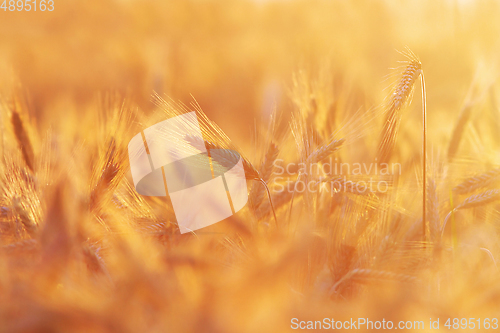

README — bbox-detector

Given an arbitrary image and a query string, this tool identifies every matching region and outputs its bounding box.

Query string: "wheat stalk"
[427,178,440,243]
[421,71,428,243]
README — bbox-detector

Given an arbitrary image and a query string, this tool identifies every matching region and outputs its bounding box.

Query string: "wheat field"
[1,0,500,332]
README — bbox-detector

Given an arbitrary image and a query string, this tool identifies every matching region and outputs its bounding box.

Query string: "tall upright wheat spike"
[378,49,426,240]
[377,54,422,164]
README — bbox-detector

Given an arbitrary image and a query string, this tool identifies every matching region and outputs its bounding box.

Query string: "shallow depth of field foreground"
[1,0,500,332]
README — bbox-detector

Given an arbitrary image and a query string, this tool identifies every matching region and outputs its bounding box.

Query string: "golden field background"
[1,0,500,332]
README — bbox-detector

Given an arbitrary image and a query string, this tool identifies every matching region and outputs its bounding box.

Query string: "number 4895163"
[444,318,499,330]
[1,0,54,11]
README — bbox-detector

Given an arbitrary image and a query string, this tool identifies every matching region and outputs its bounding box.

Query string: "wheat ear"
[306,138,345,164]
[285,137,345,221]
[453,167,500,195]
[11,105,35,172]
[453,189,500,210]
[90,138,127,212]
[377,59,422,164]
[249,142,279,209]
[441,189,500,238]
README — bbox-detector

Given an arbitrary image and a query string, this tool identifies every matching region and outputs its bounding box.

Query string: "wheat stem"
[421,70,427,243]
[427,178,439,243]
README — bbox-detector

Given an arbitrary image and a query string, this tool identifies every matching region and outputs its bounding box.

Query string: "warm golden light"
[1,0,500,331]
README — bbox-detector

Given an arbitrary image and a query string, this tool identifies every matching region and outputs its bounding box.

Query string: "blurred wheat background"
[1,0,500,332]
